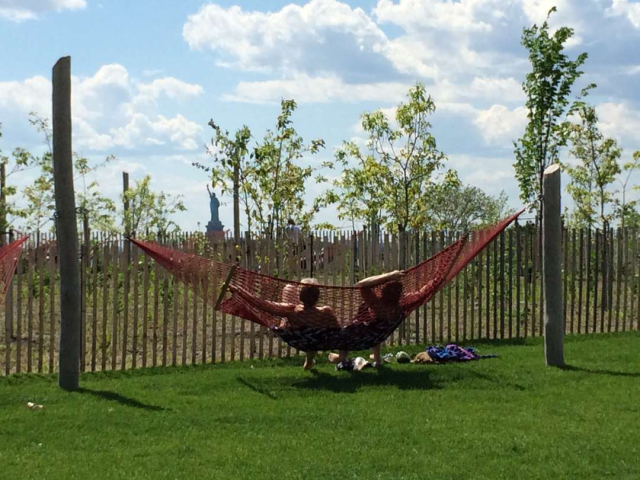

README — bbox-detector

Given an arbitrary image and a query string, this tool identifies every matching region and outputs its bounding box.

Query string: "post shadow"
[76,388,168,411]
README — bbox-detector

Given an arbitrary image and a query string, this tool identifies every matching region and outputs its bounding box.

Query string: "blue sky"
[1,0,640,231]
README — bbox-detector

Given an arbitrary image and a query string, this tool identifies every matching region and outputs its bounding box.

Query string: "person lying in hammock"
[229,278,337,370]
[329,269,437,369]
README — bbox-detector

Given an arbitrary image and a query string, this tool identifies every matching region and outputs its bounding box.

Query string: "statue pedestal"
[206,220,225,242]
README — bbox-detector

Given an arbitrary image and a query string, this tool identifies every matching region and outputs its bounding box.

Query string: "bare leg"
[328,350,350,364]
[303,351,317,370]
[371,344,382,367]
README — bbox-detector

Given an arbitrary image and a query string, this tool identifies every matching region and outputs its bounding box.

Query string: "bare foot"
[303,359,316,370]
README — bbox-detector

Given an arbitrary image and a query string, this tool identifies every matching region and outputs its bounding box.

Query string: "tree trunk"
[542,164,564,367]
[53,56,81,390]
[398,225,407,270]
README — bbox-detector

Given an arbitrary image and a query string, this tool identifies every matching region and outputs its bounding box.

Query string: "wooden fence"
[2,224,639,376]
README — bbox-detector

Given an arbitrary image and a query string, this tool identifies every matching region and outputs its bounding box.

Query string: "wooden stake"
[53,57,81,390]
[542,164,564,367]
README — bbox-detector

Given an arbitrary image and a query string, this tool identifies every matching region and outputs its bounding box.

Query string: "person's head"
[282,284,298,303]
[288,218,295,226]
[381,281,403,305]
[299,277,320,307]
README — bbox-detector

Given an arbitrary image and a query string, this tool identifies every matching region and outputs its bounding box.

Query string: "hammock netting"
[130,210,523,351]
[0,236,28,300]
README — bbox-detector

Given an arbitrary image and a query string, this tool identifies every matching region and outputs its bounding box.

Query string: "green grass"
[1,333,639,480]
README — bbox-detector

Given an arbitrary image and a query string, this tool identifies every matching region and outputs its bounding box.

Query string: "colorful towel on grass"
[424,344,498,363]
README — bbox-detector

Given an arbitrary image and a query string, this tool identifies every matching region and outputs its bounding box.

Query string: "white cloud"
[183,0,390,77]
[374,0,494,33]
[223,72,409,104]
[0,0,85,21]
[607,0,640,28]
[597,102,640,146]
[473,104,528,146]
[0,64,204,152]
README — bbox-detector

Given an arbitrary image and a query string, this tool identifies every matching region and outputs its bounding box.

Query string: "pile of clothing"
[333,345,497,371]
[413,344,498,364]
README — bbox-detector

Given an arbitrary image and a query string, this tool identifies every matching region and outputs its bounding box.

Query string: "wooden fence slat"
[111,240,119,371]
[485,233,491,339]
[162,249,170,368]
[101,241,109,371]
[531,228,537,337]
[570,229,577,335]
[26,246,34,373]
[142,250,150,368]
[37,239,45,373]
[477,240,483,340]
[594,229,600,333]
[499,231,505,339]
[508,228,513,339]
[578,229,584,335]
[633,229,638,331]
[515,223,521,339]
[152,254,160,367]
[16,249,23,374]
[49,241,57,373]
[585,229,592,334]
[622,228,629,332]
[615,228,623,332]
[562,227,568,333]
[122,241,131,370]
[132,243,139,369]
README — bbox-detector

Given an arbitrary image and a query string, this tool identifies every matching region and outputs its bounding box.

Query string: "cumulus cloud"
[473,104,528,146]
[607,0,640,28]
[0,64,204,152]
[183,0,392,81]
[224,72,409,104]
[0,0,85,21]
[597,102,640,147]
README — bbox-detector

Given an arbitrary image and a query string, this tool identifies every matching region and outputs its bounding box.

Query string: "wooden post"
[543,164,564,367]
[53,56,81,390]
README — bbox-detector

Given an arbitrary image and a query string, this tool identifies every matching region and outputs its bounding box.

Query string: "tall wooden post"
[543,164,564,367]
[53,56,81,390]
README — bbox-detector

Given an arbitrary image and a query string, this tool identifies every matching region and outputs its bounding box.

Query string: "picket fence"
[1,224,639,376]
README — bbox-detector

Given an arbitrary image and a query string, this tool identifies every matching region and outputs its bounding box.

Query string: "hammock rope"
[129,209,523,351]
[0,236,28,300]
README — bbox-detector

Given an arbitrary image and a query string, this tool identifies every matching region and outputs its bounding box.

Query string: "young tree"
[325,83,454,267]
[0,124,34,237]
[196,99,328,238]
[562,104,621,229]
[616,151,640,229]
[425,183,512,232]
[514,7,593,218]
[123,175,186,238]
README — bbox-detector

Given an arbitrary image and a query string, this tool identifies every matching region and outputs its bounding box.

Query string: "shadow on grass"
[76,388,168,411]
[237,377,278,400]
[559,365,640,378]
[288,368,442,393]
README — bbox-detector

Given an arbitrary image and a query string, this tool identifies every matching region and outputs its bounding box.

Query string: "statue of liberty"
[206,183,224,232]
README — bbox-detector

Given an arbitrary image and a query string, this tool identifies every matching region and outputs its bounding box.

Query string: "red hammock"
[0,236,28,300]
[130,210,523,351]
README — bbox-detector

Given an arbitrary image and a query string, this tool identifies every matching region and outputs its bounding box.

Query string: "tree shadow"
[76,388,168,411]
[559,365,640,378]
[236,377,278,400]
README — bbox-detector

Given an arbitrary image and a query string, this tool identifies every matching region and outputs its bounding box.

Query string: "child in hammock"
[229,278,337,370]
[329,270,436,369]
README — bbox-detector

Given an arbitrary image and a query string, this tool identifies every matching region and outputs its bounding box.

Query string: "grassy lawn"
[1,333,639,480]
